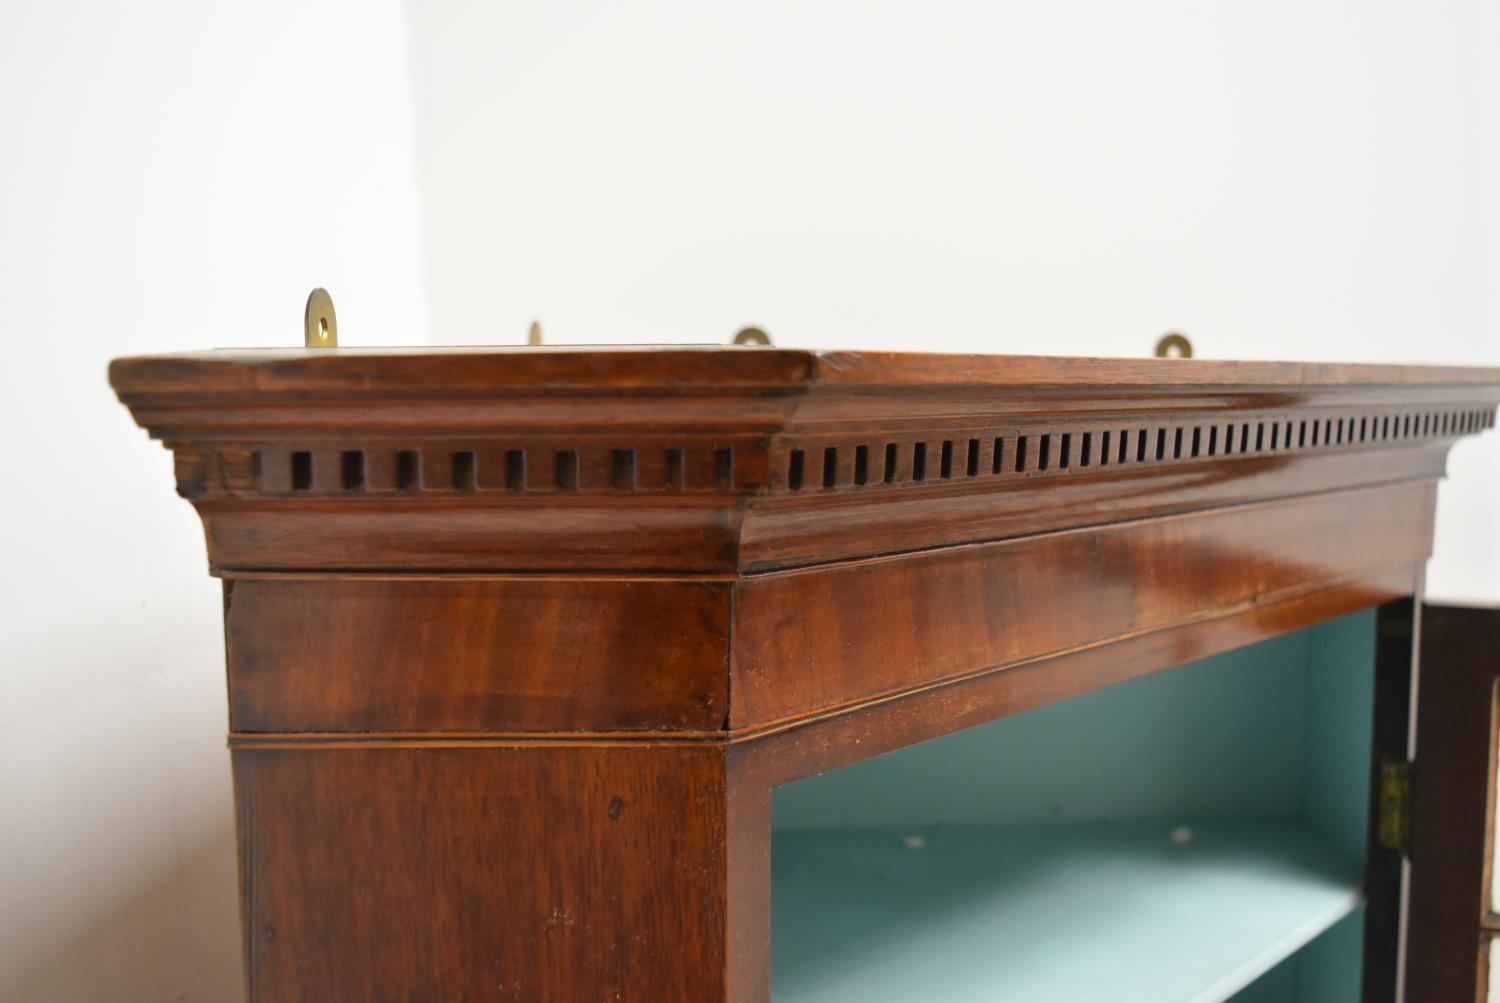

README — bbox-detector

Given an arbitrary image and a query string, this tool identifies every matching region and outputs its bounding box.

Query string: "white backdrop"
[1,1,1495,999]
[0,1,427,999]
[407,0,1499,600]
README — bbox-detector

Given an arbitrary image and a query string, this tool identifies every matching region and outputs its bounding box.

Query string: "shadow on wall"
[2,827,242,1003]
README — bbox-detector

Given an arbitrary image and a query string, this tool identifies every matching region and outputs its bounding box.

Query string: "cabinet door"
[1407,604,1500,1002]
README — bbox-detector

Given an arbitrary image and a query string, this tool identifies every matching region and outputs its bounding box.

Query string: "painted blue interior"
[770,608,1376,1002]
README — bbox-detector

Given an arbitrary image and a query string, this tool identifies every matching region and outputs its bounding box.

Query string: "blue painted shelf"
[772,821,1362,1002]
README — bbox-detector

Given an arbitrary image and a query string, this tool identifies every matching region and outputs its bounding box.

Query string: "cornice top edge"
[809,351,1500,390]
[109,348,1500,402]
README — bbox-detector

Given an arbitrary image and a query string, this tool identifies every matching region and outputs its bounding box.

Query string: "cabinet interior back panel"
[775,611,1375,830]
[770,609,1377,1003]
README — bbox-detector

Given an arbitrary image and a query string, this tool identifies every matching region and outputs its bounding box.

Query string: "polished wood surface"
[732,569,1417,791]
[110,348,1500,1001]
[111,348,1499,573]
[1406,604,1500,1002]
[234,744,743,1001]
[225,576,730,733]
[732,483,1434,730]
[107,346,1500,394]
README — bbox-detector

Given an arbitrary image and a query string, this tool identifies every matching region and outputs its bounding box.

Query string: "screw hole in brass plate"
[1155,332,1193,359]
[733,327,772,346]
[304,288,338,348]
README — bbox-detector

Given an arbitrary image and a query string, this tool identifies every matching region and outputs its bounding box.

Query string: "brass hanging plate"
[733,327,772,346]
[1155,332,1192,358]
[304,288,338,348]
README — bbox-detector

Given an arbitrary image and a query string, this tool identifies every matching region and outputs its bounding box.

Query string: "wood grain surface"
[732,482,1435,729]
[1405,604,1500,1002]
[108,347,1500,1001]
[235,744,748,1002]
[226,576,730,733]
[112,348,1500,574]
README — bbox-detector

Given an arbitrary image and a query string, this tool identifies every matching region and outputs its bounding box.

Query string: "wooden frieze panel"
[225,576,731,735]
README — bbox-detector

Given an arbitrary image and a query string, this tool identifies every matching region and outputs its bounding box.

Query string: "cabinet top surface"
[110,347,1500,396]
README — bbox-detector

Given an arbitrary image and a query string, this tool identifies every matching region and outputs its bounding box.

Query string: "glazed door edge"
[1405,603,1500,1003]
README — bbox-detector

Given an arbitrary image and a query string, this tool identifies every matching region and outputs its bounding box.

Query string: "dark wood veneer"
[732,482,1434,729]
[225,576,730,733]
[111,348,1500,1001]
[115,349,1496,575]
[1406,604,1500,1002]
[235,744,739,1002]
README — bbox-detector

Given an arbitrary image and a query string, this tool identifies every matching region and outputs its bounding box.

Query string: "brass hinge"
[1377,755,1412,855]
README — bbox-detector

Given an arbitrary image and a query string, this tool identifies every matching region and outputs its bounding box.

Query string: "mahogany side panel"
[725,751,774,1003]
[225,577,730,734]
[731,482,1436,729]
[235,744,742,1002]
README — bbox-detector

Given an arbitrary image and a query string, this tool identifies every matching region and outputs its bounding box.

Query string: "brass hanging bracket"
[304,288,338,348]
[1155,332,1192,358]
[733,327,772,346]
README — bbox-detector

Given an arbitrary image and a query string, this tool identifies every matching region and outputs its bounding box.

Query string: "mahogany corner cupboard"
[110,347,1500,1002]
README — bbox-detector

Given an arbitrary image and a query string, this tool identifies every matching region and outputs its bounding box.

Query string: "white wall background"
[0,1,1495,999]
[0,1,428,999]
[408,0,1499,600]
